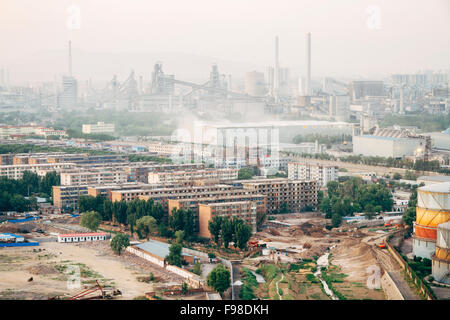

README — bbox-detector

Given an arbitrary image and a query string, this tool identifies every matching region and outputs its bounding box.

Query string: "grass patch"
[239,268,258,300]
[256,264,281,281]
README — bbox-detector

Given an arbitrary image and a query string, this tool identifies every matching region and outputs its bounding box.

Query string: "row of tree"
[319,178,394,227]
[283,150,448,175]
[208,216,252,250]
[0,171,60,212]
[79,195,202,243]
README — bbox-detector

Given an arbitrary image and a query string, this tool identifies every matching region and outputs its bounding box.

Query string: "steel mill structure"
[413,182,450,267]
[432,221,450,284]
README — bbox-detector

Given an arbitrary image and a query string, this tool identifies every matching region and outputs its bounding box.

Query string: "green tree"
[208,216,223,245]
[393,173,402,180]
[192,262,202,276]
[175,230,185,245]
[221,219,234,249]
[110,234,130,256]
[135,215,158,239]
[331,213,342,228]
[235,222,252,250]
[181,282,188,295]
[166,243,183,267]
[403,207,416,227]
[207,264,231,296]
[238,167,253,180]
[80,211,101,231]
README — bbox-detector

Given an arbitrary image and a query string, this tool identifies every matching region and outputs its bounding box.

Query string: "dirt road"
[0,242,156,300]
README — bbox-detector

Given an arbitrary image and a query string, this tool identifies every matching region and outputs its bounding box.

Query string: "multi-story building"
[288,162,338,188]
[0,163,76,179]
[148,168,238,184]
[60,169,128,186]
[198,201,258,239]
[58,75,77,109]
[82,122,115,135]
[329,95,350,122]
[52,185,89,209]
[240,178,318,214]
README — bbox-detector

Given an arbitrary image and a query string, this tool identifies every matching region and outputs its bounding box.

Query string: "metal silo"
[432,221,450,284]
[413,182,450,259]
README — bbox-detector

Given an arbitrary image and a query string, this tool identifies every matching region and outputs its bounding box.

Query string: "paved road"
[373,247,420,300]
[388,271,419,300]
[232,262,242,300]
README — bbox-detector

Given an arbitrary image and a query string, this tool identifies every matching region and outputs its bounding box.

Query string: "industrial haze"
[0,0,450,305]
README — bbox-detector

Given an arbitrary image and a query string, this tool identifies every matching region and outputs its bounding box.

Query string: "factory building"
[349,81,384,100]
[245,71,266,96]
[329,95,350,122]
[353,127,425,158]
[413,182,450,260]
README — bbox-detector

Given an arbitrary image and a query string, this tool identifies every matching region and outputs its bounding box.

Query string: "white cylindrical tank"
[417,182,450,211]
[414,182,450,259]
[432,221,450,284]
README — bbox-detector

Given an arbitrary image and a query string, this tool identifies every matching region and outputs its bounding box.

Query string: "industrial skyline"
[1,0,449,83]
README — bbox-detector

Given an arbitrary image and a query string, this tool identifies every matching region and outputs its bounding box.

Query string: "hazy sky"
[1,0,449,82]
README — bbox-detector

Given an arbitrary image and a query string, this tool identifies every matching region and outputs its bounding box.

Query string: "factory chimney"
[68,41,72,76]
[306,32,311,96]
[274,36,279,99]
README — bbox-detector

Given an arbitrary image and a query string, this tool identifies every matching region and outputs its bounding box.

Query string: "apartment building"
[82,122,115,134]
[240,178,318,214]
[168,194,266,215]
[0,163,76,179]
[60,169,128,186]
[198,201,258,239]
[113,184,235,203]
[148,168,238,184]
[0,125,67,139]
[47,154,128,164]
[52,185,89,209]
[288,162,338,188]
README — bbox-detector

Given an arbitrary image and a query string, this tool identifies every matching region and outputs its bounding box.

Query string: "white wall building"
[58,232,107,243]
[82,122,115,135]
[353,135,424,158]
[288,162,338,187]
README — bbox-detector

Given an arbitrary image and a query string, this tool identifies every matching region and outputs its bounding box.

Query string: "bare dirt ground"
[331,239,380,283]
[0,241,165,300]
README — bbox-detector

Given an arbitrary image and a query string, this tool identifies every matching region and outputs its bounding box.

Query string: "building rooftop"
[418,175,450,183]
[136,239,191,259]
[419,182,450,193]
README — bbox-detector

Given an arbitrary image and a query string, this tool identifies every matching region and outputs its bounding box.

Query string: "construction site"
[0,207,437,301]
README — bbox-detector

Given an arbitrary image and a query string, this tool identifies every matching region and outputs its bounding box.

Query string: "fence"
[0,242,39,247]
[386,234,436,300]
[126,245,204,289]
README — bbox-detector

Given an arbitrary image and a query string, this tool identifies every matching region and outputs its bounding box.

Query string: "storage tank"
[432,221,450,284]
[413,182,450,259]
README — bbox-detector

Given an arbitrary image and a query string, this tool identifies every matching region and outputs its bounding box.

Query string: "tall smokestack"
[68,41,72,76]
[306,32,311,96]
[274,36,279,98]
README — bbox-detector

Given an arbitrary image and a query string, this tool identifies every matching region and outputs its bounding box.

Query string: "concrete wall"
[126,245,204,288]
[381,272,404,300]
